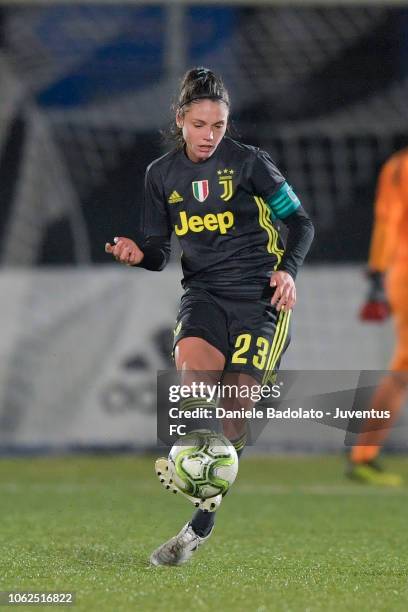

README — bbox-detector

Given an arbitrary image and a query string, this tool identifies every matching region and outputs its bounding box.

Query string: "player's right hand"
[105,236,144,266]
[359,300,390,322]
[359,270,390,322]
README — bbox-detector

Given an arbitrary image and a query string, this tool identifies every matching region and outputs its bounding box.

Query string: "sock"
[350,444,381,464]
[179,395,216,429]
[231,431,247,456]
[190,432,247,537]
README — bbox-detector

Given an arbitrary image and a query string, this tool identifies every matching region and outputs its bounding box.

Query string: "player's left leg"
[346,371,408,486]
[188,379,251,541]
[189,300,292,543]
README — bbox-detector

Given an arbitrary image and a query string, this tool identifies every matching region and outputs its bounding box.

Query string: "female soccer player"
[105,67,314,565]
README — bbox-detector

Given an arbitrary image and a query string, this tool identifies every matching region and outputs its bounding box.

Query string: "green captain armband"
[266,182,301,220]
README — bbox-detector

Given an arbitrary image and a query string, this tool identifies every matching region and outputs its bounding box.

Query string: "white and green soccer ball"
[169,429,239,499]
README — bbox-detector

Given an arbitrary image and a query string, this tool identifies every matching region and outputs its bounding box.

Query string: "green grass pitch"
[0,454,408,612]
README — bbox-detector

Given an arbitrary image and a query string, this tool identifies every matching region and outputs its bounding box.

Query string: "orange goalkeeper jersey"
[369,148,408,271]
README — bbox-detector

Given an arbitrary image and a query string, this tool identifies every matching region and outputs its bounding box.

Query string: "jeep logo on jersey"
[192,180,209,202]
[174,210,234,236]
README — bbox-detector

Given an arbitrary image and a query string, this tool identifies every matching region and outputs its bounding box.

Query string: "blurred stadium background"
[0,0,407,454]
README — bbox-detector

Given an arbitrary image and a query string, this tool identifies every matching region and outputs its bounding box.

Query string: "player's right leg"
[150,291,228,566]
[149,522,214,567]
[150,337,225,567]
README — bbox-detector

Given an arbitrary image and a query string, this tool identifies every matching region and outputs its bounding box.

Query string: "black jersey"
[140,137,292,297]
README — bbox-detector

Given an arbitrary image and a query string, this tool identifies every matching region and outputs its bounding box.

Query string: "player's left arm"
[267,183,314,310]
[248,152,314,310]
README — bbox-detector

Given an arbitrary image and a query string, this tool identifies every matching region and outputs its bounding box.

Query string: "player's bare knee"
[175,337,225,372]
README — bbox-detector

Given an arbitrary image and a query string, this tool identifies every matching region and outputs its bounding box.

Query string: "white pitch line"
[235,484,408,495]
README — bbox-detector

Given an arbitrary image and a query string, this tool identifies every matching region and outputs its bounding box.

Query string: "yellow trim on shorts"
[262,309,291,384]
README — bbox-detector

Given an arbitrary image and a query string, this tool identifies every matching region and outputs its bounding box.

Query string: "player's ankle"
[190,512,215,538]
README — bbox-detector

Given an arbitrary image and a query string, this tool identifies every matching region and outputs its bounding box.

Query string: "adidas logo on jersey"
[174,210,234,236]
[168,191,184,204]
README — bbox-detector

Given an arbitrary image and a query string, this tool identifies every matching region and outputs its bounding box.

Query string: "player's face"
[177,100,229,163]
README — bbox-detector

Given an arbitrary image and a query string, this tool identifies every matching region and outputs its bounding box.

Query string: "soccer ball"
[169,429,239,499]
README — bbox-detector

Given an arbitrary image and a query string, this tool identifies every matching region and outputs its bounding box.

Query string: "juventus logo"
[217,169,234,202]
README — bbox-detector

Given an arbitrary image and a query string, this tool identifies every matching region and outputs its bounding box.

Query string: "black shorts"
[172,287,291,384]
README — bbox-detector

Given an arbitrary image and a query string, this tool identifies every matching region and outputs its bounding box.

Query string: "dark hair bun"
[178,67,230,110]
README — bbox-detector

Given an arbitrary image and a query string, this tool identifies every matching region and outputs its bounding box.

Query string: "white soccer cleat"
[149,522,213,566]
[154,458,222,512]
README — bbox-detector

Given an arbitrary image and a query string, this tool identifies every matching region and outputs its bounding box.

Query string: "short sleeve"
[141,164,172,239]
[249,150,286,200]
